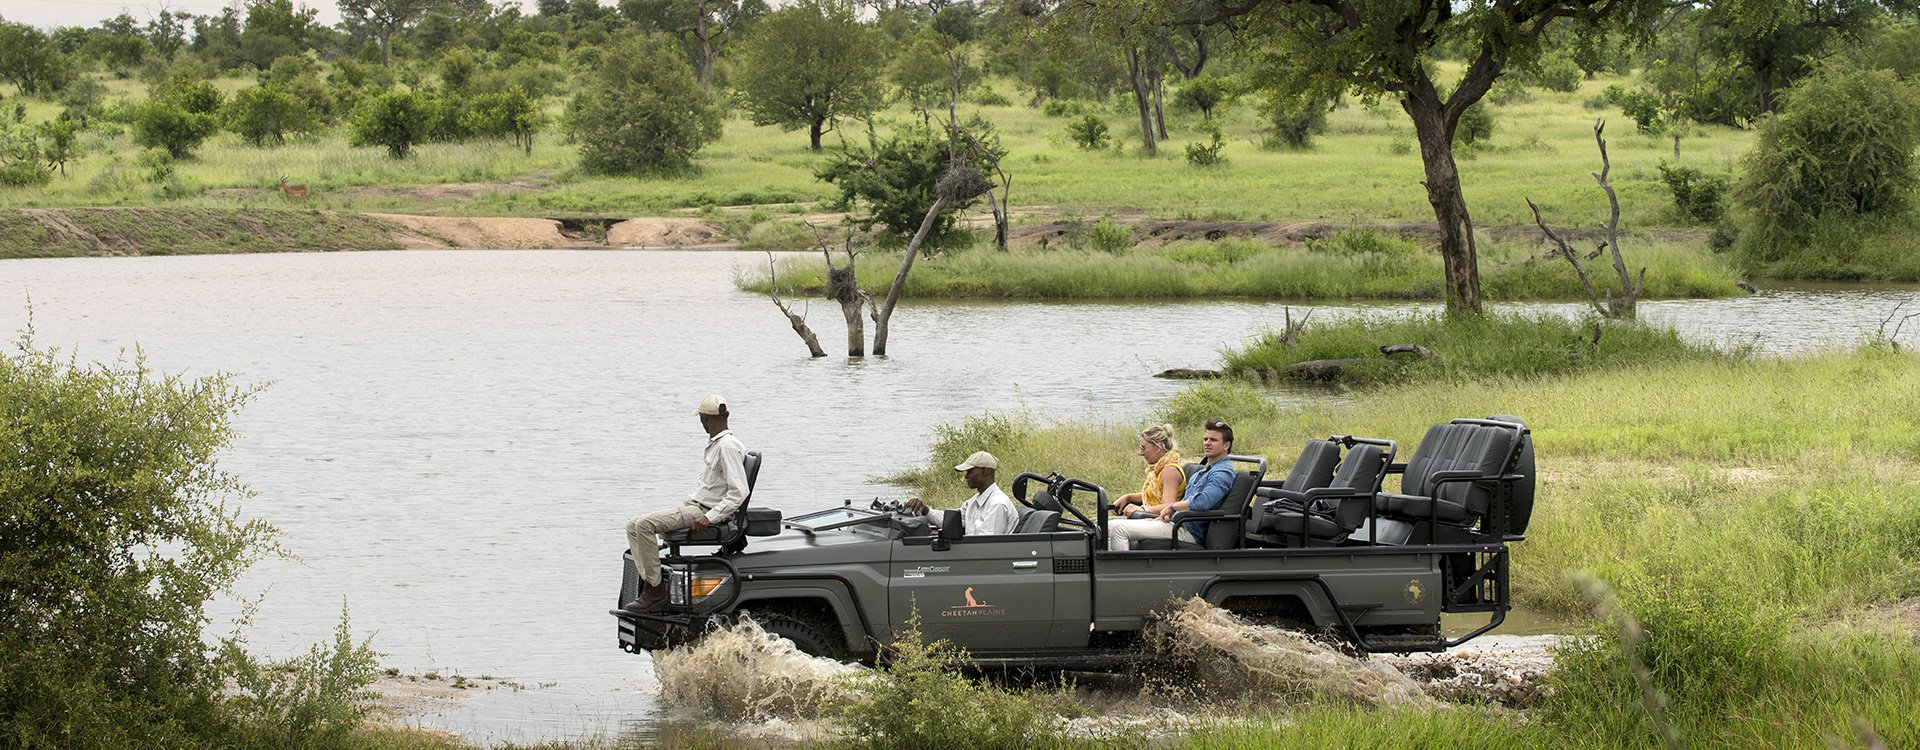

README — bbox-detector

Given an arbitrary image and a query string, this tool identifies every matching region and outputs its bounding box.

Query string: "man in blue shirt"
[1106,421,1237,550]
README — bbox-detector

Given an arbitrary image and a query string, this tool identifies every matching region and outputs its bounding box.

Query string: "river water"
[3,250,1914,745]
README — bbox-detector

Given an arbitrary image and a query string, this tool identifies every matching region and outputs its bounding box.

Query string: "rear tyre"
[746,611,849,662]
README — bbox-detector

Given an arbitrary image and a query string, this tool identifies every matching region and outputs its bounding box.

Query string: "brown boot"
[621,581,670,614]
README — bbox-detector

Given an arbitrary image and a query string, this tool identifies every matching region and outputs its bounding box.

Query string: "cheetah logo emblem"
[962,587,991,608]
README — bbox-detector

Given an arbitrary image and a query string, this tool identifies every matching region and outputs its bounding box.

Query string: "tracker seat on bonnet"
[1369,417,1534,545]
[662,451,764,555]
[1130,455,1267,551]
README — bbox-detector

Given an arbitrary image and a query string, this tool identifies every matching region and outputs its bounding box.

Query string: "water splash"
[652,618,862,721]
[1143,597,1436,708]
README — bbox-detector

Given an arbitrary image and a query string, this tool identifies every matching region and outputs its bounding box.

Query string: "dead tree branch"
[1527,197,1608,318]
[765,252,826,358]
[1591,119,1643,319]
[1379,343,1436,359]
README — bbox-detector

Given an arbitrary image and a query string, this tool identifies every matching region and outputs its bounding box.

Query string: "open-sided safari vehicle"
[612,416,1536,665]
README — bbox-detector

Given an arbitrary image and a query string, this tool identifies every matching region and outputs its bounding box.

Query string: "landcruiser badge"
[941,587,1005,618]
[1404,579,1425,604]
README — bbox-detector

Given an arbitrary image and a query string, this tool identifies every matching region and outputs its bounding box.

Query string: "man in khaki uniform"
[622,394,749,614]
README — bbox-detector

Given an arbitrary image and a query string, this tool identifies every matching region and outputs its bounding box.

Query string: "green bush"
[224,85,318,146]
[1175,75,1229,121]
[1260,94,1328,150]
[838,617,1058,750]
[131,99,219,158]
[0,119,51,187]
[1735,62,1920,260]
[220,609,381,750]
[572,36,722,175]
[1656,162,1729,224]
[1616,89,1663,133]
[816,121,1003,247]
[1185,121,1227,167]
[1453,102,1494,146]
[0,339,271,748]
[348,90,433,159]
[968,87,1012,106]
[1528,52,1584,93]
[1085,217,1132,253]
[1041,99,1086,118]
[457,86,543,154]
[1065,114,1109,149]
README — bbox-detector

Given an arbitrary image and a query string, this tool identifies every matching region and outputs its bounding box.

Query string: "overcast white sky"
[0,0,617,30]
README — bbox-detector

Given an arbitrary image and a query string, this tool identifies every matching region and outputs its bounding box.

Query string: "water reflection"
[2,251,1913,745]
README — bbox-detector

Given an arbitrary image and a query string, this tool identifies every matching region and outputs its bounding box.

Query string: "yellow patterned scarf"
[1141,450,1185,506]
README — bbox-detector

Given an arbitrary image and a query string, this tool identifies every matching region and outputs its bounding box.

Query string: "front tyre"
[745,611,850,662]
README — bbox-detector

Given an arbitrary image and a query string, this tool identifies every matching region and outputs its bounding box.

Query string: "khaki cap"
[954,451,998,471]
[695,394,728,416]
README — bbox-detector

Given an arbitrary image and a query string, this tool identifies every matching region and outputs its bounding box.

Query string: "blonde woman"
[1108,423,1185,519]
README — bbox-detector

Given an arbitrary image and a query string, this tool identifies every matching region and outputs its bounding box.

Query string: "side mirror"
[932,510,965,551]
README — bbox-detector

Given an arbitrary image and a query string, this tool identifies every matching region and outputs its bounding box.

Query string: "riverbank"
[896,346,1920,747]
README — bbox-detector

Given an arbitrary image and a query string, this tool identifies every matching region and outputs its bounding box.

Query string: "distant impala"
[279,177,310,208]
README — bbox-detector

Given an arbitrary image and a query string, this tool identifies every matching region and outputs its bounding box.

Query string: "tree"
[1173,74,1227,121]
[1735,62,1920,255]
[147,10,189,61]
[817,122,1000,246]
[0,119,51,187]
[458,86,545,154]
[1221,0,1668,316]
[58,77,108,129]
[339,0,432,65]
[619,0,769,89]
[349,90,433,158]
[0,23,73,96]
[0,341,271,748]
[38,119,79,176]
[133,83,223,159]
[733,0,888,150]
[571,36,723,174]
[225,85,318,146]
[240,0,319,69]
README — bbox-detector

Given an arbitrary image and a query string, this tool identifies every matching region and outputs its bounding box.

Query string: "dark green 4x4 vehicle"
[612,416,1536,665]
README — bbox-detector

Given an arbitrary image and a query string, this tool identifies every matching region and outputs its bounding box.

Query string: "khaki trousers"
[626,503,708,588]
[1106,518,1198,551]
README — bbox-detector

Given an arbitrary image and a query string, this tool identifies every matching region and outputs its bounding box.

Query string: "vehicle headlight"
[668,568,730,606]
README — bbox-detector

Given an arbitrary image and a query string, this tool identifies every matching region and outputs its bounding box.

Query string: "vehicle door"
[888,532,1055,652]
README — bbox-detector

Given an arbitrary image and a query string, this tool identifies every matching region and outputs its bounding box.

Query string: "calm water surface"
[3,251,1914,745]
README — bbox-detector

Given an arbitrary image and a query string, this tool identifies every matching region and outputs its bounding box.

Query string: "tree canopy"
[733,0,888,150]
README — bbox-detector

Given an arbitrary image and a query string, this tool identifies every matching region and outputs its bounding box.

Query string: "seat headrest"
[1332,444,1387,491]
[1284,440,1340,491]
[1028,489,1063,513]
[1015,509,1060,534]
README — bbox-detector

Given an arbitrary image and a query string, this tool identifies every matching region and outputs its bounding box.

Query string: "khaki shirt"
[689,430,749,524]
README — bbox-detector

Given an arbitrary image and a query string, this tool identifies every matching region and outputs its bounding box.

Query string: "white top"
[958,484,1019,536]
[688,430,750,524]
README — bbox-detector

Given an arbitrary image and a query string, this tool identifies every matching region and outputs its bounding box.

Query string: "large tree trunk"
[1125,47,1156,156]
[809,119,824,151]
[873,194,950,356]
[1403,92,1483,317]
[826,249,866,357]
[1151,67,1168,141]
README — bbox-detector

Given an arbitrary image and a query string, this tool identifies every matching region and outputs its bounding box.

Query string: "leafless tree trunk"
[821,234,867,357]
[763,253,826,357]
[872,195,949,356]
[1525,119,1644,320]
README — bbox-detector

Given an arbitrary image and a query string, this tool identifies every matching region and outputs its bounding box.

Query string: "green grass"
[1222,312,1740,385]
[2,69,1750,233]
[741,234,1743,302]
[0,208,404,258]
[893,346,1920,747]
[1177,707,1549,749]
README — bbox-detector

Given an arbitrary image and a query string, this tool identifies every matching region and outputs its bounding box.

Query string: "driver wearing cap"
[622,394,750,614]
[905,451,1019,536]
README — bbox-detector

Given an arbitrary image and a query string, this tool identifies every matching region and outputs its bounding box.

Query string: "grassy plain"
[1,69,1746,231]
[896,346,1920,748]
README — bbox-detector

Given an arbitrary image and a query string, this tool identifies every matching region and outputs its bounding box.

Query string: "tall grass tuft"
[1222,312,1736,385]
[837,615,1061,750]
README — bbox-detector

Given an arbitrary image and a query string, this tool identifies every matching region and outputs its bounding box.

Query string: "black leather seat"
[1014,509,1061,533]
[1370,418,1532,544]
[1247,440,1340,536]
[662,451,762,554]
[1253,443,1391,547]
[1132,455,1266,551]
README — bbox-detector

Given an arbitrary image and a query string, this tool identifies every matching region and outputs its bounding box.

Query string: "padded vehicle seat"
[1014,509,1061,533]
[1254,443,1389,546]
[1371,417,1532,544]
[1248,440,1340,534]
[662,451,762,548]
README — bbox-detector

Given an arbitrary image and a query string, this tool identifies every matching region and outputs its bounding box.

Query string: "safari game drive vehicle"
[611,416,1537,665]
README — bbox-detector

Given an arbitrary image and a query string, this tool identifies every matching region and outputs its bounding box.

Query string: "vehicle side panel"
[1088,549,1442,631]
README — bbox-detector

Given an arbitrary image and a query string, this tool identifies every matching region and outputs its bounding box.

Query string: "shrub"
[0,340,272,748]
[1454,102,1494,146]
[457,86,543,154]
[136,146,174,183]
[1616,89,1664,133]
[1488,78,1535,106]
[1260,93,1327,150]
[1086,217,1132,253]
[1174,75,1229,121]
[1041,99,1085,117]
[837,617,1057,750]
[1066,114,1109,149]
[0,119,50,187]
[1656,162,1729,224]
[968,87,1012,106]
[348,90,433,159]
[1735,61,1920,254]
[573,36,722,175]
[224,85,318,146]
[1185,121,1226,167]
[1529,51,1583,93]
[131,99,219,158]
[816,120,1004,247]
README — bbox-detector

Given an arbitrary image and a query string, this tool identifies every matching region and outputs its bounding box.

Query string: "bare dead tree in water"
[818,229,869,357]
[873,164,993,356]
[1526,119,1645,320]
[764,252,826,358]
